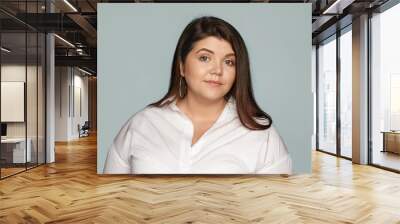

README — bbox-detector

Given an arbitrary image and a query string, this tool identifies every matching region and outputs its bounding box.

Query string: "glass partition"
[0,1,46,179]
[27,31,38,169]
[38,32,45,165]
[1,31,28,177]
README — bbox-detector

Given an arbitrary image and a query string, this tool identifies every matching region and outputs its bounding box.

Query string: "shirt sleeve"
[255,125,293,175]
[103,119,135,174]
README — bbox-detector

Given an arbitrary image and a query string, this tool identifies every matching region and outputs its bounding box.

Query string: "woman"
[103,16,292,174]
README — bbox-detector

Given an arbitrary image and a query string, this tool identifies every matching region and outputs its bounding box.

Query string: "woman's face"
[180,36,236,102]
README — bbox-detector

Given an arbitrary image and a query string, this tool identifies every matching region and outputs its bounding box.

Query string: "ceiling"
[0,0,392,75]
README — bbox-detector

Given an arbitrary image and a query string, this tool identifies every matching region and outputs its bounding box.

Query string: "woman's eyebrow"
[195,48,214,54]
[195,48,235,57]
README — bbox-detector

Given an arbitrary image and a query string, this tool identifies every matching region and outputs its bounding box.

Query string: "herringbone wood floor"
[0,133,400,224]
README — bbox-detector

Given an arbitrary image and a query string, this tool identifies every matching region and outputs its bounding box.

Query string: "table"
[381,131,400,154]
[1,138,32,163]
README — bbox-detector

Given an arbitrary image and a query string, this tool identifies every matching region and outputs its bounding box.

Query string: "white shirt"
[103,97,292,174]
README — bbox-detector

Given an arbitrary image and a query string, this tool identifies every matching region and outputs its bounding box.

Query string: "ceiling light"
[322,0,355,15]
[63,0,78,12]
[1,47,11,53]
[54,34,75,48]
[323,0,343,14]
[78,67,93,76]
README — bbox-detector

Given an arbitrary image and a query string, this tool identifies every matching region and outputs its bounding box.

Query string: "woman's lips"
[204,80,223,86]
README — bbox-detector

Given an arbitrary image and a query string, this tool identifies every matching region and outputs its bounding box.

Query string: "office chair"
[79,121,90,138]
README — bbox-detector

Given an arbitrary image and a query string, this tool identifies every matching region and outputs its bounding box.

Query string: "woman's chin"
[188,88,228,102]
[198,93,227,102]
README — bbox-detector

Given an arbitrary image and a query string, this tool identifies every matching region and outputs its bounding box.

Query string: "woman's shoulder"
[124,103,169,126]
[121,106,152,130]
[264,125,282,139]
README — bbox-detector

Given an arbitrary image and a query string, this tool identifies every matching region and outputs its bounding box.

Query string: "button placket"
[190,138,202,156]
[180,119,193,173]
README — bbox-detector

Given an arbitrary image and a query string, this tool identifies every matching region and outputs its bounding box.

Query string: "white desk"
[1,138,32,163]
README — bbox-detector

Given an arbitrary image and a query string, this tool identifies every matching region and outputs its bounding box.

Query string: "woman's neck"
[177,93,227,122]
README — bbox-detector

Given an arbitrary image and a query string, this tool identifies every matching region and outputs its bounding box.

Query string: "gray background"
[98,3,312,174]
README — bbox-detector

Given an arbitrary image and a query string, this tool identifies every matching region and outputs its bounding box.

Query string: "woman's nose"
[210,61,223,76]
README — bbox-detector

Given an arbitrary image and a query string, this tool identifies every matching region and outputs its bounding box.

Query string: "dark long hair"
[149,16,272,130]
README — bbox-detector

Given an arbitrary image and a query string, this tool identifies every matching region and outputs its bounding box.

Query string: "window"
[339,28,352,158]
[371,2,400,171]
[318,35,337,154]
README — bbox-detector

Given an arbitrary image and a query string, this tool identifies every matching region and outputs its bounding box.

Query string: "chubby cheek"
[184,71,205,88]
[183,61,207,82]
[224,71,236,90]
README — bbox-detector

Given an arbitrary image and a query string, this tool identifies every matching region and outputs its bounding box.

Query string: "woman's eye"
[199,55,210,62]
[225,59,235,66]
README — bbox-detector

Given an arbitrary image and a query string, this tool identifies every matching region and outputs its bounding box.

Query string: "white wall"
[55,67,89,141]
[71,72,89,138]
[55,66,69,141]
